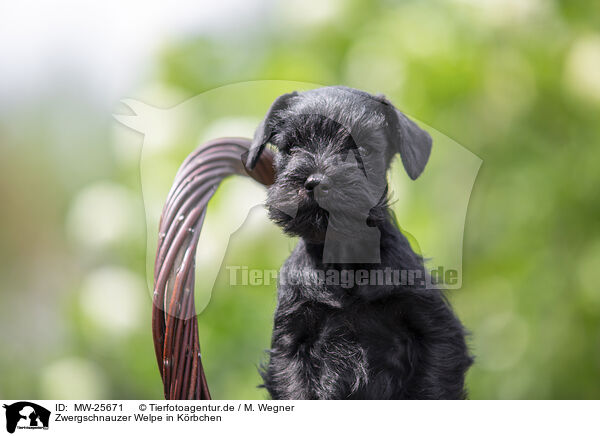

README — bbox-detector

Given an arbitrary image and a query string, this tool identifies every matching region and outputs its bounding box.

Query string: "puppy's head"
[245,86,432,242]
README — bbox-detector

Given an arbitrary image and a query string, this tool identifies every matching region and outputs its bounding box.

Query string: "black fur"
[253,86,472,399]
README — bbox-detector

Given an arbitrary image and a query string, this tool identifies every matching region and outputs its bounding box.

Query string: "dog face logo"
[115,80,481,317]
[2,402,50,433]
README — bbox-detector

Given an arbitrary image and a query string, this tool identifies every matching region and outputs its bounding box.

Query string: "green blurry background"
[1,0,599,400]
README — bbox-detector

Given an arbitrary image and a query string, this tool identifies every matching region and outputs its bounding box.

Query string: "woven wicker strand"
[152,137,274,400]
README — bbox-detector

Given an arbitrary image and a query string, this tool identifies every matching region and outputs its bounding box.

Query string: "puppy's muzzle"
[304,173,330,193]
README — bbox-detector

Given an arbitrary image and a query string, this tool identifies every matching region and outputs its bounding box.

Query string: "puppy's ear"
[245,91,298,170]
[380,97,432,180]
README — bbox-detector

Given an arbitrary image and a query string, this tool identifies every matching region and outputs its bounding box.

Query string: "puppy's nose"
[304,173,329,191]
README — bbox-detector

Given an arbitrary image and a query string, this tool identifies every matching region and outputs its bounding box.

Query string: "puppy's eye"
[282,144,300,155]
[272,143,289,154]
[358,145,371,157]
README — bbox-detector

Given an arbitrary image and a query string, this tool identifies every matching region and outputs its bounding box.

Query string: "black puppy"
[245,86,472,399]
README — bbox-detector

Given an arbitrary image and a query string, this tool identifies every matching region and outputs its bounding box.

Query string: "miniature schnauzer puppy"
[245,86,472,399]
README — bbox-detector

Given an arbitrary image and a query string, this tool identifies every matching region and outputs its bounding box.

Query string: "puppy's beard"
[266,188,329,242]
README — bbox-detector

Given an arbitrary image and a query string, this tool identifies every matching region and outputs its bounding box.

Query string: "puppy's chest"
[279,301,404,364]
[281,305,366,376]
